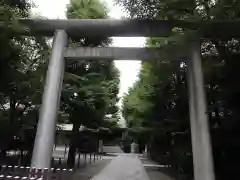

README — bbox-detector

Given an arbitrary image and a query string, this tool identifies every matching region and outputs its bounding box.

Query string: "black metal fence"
[0,151,103,179]
[51,152,102,169]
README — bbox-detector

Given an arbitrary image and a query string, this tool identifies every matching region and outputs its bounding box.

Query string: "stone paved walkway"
[91,154,150,180]
[72,153,174,180]
[73,159,112,180]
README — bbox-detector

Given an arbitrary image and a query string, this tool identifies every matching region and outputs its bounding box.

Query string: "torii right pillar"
[187,41,215,180]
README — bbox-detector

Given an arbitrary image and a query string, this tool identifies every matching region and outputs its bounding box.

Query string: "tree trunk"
[10,99,16,122]
[67,122,80,168]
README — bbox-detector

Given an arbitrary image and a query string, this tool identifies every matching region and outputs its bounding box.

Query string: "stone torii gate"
[2,19,236,180]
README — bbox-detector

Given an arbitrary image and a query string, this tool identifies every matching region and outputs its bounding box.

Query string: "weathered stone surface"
[1,19,240,38]
[0,19,172,37]
[65,47,189,61]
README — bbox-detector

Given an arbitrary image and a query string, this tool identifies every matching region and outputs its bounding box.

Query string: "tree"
[66,0,110,46]
[63,60,120,167]
[118,0,240,179]
[0,0,50,164]
[63,0,120,167]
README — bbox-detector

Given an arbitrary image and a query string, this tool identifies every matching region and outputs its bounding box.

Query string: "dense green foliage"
[0,0,49,164]
[118,0,240,179]
[67,0,110,46]
[64,0,120,167]
[0,0,120,167]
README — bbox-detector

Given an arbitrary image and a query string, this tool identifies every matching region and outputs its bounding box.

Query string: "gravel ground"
[72,159,112,180]
[140,156,175,180]
[145,168,174,180]
[71,154,174,180]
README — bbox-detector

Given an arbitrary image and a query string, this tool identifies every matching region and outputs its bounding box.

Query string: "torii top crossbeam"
[1,19,240,38]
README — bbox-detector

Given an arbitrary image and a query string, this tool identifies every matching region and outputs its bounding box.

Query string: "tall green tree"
[118,0,240,179]
[63,0,120,167]
[67,0,110,46]
[0,0,49,163]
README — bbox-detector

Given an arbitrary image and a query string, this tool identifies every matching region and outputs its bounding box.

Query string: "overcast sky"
[31,0,145,126]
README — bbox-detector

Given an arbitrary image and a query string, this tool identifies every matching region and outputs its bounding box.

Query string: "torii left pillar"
[31,30,68,169]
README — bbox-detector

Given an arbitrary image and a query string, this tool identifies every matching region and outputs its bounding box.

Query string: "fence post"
[77,153,81,168]
[84,153,87,166]
[90,153,92,164]
[64,145,67,160]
